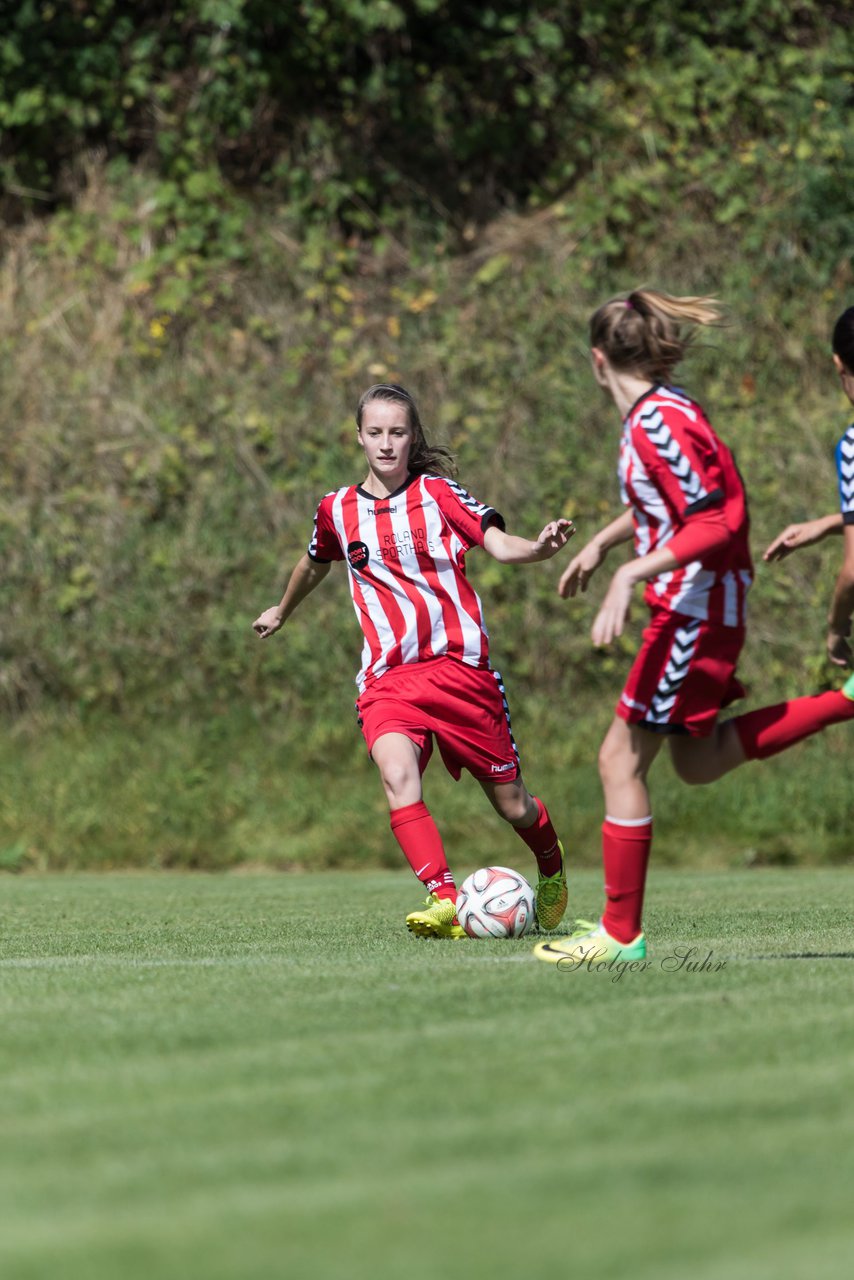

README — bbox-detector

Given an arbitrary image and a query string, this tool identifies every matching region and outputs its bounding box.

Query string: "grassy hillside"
[1,9,852,869]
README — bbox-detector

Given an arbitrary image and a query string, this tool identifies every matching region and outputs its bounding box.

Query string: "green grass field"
[2,869,853,1280]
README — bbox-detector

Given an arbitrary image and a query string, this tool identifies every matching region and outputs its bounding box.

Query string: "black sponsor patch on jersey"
[347,540,370,571]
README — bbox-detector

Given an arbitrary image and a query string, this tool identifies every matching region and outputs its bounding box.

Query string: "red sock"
[514,797,563,877]
[732,690,854,760]
[601,816,653,943]
[390,801,456,900]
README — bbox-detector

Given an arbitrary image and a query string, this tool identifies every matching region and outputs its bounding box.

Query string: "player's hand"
[558,539,606,598]
[827,630,852,668]
[763,520,827,562]
[533,518,575,559]
[591,566,634,647]
[253,607,284,639]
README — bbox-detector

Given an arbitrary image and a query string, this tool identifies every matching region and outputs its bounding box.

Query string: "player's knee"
[598,737,630,788]
[378,759,419,801]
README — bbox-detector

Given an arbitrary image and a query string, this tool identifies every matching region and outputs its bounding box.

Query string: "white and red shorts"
[356,656,520,782]
[617,608,746,738]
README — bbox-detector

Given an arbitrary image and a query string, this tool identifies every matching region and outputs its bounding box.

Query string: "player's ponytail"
[589,288,723,383]
[356,383,457,478]
[832,306,854,373]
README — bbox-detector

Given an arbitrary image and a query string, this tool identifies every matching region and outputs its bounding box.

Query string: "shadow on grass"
[751,952,854,960]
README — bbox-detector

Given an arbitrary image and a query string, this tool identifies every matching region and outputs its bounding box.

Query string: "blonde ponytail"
[589,288,723,382]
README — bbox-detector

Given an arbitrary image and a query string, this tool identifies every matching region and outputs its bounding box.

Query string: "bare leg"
[477,775,538,827]
[370,732,423,810]
[598,717,664,819]
[668,720,746,785]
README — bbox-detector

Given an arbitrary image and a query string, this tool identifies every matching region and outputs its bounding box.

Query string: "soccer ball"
[456,866,535,939]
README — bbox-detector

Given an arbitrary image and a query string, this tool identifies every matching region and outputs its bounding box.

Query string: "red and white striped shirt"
[308,474,504,691]
[619,386,753,626]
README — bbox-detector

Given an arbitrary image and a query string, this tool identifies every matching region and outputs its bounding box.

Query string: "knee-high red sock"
[513,797,563,877]
[601,816,653,943]
[390,801,456,901]
[732,690,854,760]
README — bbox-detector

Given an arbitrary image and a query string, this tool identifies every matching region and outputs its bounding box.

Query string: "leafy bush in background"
[2,3,851,243]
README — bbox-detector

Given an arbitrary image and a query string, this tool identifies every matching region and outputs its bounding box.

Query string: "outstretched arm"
[253,554,332,639]
[483,518,574,565]
[826,526,854,667]
[763,513,843,562]
[558,510,634,599]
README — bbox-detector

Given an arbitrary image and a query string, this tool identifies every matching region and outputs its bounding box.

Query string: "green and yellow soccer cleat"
[532,919,646,965]
[534,843,568,932]
[843,670,854,702]
[406,893,466,939]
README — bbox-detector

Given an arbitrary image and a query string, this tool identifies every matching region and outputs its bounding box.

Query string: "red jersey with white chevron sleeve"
[619,385,753,626]
[307,474,504,692]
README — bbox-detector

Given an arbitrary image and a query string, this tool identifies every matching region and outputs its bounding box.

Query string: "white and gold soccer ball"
[456,866,535,939]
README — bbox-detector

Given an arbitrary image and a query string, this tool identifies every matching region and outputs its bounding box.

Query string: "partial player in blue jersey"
[764,305,854,667]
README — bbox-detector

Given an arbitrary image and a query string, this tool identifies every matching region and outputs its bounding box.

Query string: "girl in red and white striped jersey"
[254,383,575,938]
[534,289,854,967]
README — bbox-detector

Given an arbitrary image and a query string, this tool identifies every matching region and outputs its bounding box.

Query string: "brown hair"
[355,383,457,478]
[832,306,854,372]
[589,288,723,383]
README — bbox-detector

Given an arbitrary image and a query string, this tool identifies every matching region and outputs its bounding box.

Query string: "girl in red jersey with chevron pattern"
[254,382,574,938]
[534,289,854,968]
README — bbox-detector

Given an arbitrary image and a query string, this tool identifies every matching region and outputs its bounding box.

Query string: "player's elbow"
[483,530,512,563]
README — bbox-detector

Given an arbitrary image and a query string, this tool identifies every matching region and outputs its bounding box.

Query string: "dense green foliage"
[3,2,851,254]
[6,4,843,210]
[1,5,852,867]
[2,870,854,1278]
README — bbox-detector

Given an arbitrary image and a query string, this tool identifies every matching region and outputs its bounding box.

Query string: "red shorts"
[617,609,746,738]
[356,656,520,782]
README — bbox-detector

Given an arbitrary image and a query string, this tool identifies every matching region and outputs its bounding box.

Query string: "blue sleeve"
[836,425,854,525]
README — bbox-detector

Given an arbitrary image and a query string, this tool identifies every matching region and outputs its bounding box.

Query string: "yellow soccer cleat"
[533,919,647,965]
[534,842,568,932]
[406,893,466,939]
